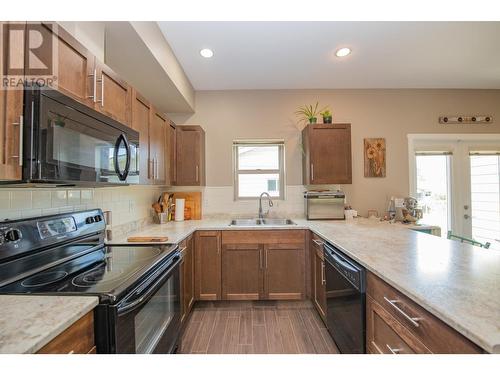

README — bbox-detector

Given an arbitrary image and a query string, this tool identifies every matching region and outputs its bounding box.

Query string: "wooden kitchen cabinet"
[221,243,263,300]
[221,230,306,301]
[168,122,177,184]
[180,235,195,323]
[310,234,327,322]
[33,23,95,107]
[175,125,205,186]
[149,108,167,184]
[0,22,24,181]
[37,311,95,354]
[302,123,352,185]
[264,243,305,300]
[94,61,132,127]
[195,231,221,300]
[366,271,482,354]
[131,90,152,184]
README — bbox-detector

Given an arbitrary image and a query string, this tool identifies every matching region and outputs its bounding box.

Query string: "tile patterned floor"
[179,300,339,354]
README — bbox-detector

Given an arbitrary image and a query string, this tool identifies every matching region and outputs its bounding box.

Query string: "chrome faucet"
[258,192,274,220]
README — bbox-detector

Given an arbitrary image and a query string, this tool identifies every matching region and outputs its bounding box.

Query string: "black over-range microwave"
[19,87,139,186]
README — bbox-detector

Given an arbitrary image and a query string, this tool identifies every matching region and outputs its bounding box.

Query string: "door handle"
[259,248,263,269]
[383,296,422,327]
[97,74,104,106]
[321,262,326,285]
[386,344,402,354]
[195,165,199,182]
[311,163,314,181]
[87,69,97,102]
[10,115,23,166]
[312,239,324,247]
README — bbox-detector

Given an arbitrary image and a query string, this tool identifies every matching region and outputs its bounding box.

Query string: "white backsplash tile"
[0,185,163,227]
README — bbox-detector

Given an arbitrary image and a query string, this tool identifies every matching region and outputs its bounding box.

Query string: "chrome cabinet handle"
[87,69,97,102]
[311,163,314,181]
[321,262,326,285]
[259,248,263,269]
[265,248,268,269]
[149,158,154,179]
[386,344,402,354]
[99,74,104,106]
[383,296,421,327]
[312,239,324,247]
[156,157,159,180]
[195,165,199,182]
[10,115,23,166]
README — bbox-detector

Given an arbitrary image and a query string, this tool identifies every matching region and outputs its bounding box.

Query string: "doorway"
[409,134,500,249]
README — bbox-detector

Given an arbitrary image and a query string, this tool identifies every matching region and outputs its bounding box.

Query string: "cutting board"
[127,236,169,243]
[162,191,202,220]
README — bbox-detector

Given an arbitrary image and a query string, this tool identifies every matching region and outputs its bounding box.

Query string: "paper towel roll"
[175,198,185,222]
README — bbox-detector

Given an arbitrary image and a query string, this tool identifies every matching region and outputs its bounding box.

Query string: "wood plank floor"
[179,300,339,354]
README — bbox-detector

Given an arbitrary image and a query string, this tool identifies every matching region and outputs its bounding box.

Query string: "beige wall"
[171,89,500,216]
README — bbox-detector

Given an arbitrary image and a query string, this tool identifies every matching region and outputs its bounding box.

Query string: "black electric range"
[0,209,182,354]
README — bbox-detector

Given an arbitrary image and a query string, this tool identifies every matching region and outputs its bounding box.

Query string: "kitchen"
[1,2,500,374]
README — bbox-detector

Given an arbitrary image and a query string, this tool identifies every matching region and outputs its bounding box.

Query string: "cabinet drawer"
[367,296,429,354]
[222,230,305,245]
[37,311,94,354]
[367,272,481,353]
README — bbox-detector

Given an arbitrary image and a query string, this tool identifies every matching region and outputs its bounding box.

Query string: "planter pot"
[308,117,317,124]
[323,116,332,124]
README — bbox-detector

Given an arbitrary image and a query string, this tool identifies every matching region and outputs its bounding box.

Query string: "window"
[233,140,285,200]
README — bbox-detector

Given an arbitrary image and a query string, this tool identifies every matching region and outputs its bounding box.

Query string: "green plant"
[320,109,332,117]
[295,102,325,123]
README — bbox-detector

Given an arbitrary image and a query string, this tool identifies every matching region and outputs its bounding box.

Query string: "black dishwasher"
[324,242,366,354]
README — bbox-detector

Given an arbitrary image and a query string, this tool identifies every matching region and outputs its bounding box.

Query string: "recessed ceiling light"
[200,48,214,58]
[335,47,351,57]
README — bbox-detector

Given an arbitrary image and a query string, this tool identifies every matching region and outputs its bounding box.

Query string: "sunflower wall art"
[364,138,386,177]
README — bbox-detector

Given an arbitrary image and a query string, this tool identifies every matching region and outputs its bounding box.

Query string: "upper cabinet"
[149,108,168,185]
[175,125,206,186]
[94,61,132,126]
[0,22,24,181]
[302,123,352,185]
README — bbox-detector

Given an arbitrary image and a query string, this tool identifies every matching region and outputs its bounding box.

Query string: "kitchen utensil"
[127,236,169,243]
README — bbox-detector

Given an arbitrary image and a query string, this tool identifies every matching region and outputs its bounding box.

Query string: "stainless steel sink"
[229,218,295,226]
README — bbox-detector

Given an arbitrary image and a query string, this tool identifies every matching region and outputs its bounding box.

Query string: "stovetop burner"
[72,267,127,287]
[21,270,69,287]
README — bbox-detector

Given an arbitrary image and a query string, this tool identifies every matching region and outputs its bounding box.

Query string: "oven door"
[325,251,365,353]
[110,255,182,354]
[25,88,139,185]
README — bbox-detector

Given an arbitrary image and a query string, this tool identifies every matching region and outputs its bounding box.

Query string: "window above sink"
[233,140,285,200]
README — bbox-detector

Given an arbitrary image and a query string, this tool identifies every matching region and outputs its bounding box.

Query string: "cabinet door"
[305,124,352,184]
[313,249,327,322]
[195,231,221,301]
[149,109,167,184]
[131,90,152,184]
[94,61,132,126]
[168,123,176,185]
[222,244,263,300]
[264,244,304,300]
[35,23,95,107]
[0,22,24,181]
[176,126,205,186]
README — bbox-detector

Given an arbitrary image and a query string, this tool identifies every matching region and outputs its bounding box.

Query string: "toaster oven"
[304,191,345,220]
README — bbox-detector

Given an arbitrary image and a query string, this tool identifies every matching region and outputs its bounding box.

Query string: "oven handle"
[114,133,131,181]
[117,256,181,316]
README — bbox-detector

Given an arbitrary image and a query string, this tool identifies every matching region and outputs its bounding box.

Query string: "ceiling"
[158,21,500,90]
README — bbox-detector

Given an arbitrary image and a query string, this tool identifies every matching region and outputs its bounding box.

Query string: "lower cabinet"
[221,230,306,301]
[195,231,221,301]
[37,311,95,354]
[180,234,195,323]
[310,234,327,322]
[366,271,482,354]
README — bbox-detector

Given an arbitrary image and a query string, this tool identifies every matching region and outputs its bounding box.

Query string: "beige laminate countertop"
[0,295,98,354]
[109,217,500,353]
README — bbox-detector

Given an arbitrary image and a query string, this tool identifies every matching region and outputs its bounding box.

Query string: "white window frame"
[233,140,285,200]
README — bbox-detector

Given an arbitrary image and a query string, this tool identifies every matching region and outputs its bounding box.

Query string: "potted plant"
[295,102,324,124]
[321,109,332,124]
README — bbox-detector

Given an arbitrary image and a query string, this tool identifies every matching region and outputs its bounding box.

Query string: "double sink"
[229,218,296,226]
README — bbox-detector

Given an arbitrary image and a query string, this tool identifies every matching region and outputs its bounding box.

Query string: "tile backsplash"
[0,185,164,228]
